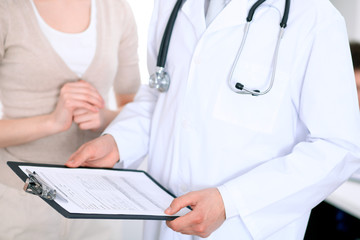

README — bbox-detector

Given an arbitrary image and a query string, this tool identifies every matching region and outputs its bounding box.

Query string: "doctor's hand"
[50,80,104,133]
[66,134,120,168]
[165,188,226,238]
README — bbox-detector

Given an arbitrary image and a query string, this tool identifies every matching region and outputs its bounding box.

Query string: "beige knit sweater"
[0,0,141,188]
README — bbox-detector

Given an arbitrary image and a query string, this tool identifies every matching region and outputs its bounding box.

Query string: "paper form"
[19,166,190,217]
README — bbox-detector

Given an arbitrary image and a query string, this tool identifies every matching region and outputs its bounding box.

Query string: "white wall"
[128,0,153,83]
[331,0,360,41]
[116,1,153,239]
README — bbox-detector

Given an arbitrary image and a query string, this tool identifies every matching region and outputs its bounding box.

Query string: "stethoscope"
[149,0,291,96]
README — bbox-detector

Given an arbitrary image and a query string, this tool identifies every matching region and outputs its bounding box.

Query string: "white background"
[331,0,360,41]
[128,0,153,84]
[0,1,358,239]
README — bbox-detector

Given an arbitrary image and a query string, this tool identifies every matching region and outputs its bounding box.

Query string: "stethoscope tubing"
[231,0,290,96]
[150,0,291,95]
[157,0,184,67]
[229,27,285,96]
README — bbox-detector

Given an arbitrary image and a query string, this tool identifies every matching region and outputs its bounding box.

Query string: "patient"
[0,0,140,239]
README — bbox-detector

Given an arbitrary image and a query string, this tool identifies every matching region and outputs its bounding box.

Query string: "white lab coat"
[104,0,360,239]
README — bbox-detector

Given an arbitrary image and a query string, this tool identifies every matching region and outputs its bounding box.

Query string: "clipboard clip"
[23,169,56,200]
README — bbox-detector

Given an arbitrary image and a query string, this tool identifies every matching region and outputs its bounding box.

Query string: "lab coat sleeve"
[218,12,360,239]
[103,85,159,168]
[103,0,160,168]
[0,0,8,62]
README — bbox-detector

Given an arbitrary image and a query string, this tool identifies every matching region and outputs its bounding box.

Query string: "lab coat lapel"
[180,0,250,37]
[181,0,207,38]
[206,0,248,32]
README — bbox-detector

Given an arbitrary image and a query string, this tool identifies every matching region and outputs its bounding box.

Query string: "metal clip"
[23,169,56,200]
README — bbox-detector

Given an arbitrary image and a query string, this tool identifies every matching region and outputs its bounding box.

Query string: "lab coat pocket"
[212,63,289,133]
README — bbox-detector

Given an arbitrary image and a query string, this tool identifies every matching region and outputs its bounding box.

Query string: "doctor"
[66,0,360,239]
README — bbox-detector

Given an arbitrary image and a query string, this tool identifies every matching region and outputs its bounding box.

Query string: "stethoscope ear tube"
[246,0,266,22]
[230,0,290,96]
[247,0,290,28]
[280,0,291,28]
[151,0,291,94]
[157,0,184,67]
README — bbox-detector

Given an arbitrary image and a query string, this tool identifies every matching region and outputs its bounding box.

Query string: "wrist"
[45,113,69,134]
[102,108,120,129]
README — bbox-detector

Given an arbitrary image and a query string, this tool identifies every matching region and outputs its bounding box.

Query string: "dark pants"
[305,202,360,240]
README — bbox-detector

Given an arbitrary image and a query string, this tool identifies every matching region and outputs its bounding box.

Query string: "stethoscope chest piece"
[149,67,170,92]
[149,0,291,95]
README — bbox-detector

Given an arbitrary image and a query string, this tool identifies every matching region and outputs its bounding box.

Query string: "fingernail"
[165,207,172,214]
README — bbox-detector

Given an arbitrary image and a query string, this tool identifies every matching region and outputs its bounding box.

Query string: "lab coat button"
[180,184,188,193]
[182,120,189,128]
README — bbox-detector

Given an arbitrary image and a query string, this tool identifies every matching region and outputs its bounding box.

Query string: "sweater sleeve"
[113,0,141,95]
[0,0,9,63]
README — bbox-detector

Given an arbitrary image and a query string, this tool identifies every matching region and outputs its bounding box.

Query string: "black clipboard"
[7,161,189,220]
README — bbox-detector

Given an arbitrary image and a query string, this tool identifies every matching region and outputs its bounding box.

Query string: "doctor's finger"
[66,143,97,168]
[66,135,119,168]
[165,192,197,215]
[80,153,117,168]
[166,211,205,236]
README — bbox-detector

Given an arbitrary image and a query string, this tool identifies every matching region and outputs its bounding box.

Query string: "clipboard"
[350,168,360,183]
[7,161,191,220]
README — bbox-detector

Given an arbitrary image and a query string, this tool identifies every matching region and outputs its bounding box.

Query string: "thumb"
[165,192,195,215]
[66,144,92,168]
